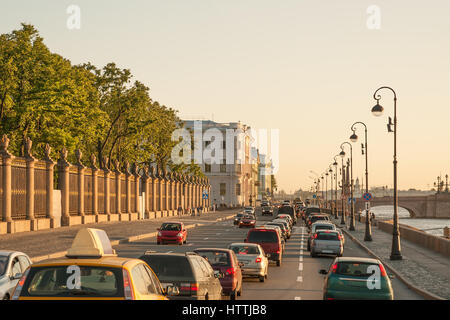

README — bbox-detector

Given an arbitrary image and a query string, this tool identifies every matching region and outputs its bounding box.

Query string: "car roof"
[314,230,340,234]
[194,248,232,253]
[229,242,259,247]
[312,221,334,225]
[30,256,140,268]
[335,257,380,264]
[161,221,183,224]
[0,250,26,257]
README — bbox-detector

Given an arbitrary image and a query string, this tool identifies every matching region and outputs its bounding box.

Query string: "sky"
[1,0,449,193]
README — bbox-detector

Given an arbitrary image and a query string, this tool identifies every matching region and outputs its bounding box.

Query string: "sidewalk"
[331,216,450,299]
[0,210,238,262]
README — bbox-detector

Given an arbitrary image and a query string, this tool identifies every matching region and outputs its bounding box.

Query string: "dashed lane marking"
[299,255,303,261]
[298,263,303,271]
[294,297,301,300]
[297,276,303,282]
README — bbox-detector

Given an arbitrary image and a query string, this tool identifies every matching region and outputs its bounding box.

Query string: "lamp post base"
[390,253,403,260]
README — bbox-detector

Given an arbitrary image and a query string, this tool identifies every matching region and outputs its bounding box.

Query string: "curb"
[340,226,445,300]
[31,214,235,263]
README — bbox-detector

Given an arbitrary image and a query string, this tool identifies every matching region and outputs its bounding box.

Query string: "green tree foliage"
[0,24,203,176]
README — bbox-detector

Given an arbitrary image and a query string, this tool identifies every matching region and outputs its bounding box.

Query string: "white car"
[244,206,255,215]
[228,243,269,282]
[0,251,32,300]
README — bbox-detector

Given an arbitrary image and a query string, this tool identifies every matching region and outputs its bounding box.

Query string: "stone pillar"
[58,148,71,226]
[159,172,164,213]
[0,135,13,224]
[133,163,140,216]
[43,144,56,227]
[90,154,99,217]
[151,167,157,213]
[114,160,121,214]
[75,149,85,219]
[125,162,131,214]
[24,138,36,230]
[103,157,111,217]
[170,173,175,212]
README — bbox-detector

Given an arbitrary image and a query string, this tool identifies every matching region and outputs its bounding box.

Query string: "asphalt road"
[113,207,423,300]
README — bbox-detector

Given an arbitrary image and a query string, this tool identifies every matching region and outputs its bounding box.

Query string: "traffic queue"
[1,201,394,300]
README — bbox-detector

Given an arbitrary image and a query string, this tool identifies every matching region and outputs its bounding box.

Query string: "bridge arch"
[354,196,426,218]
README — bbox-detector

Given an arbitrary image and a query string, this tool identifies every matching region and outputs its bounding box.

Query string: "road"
[114,207,424,300]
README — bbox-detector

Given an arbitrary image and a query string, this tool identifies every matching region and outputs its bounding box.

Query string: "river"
[369,206,450,237]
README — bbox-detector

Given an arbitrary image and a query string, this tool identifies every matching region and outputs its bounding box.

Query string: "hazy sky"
[2,0,449,192]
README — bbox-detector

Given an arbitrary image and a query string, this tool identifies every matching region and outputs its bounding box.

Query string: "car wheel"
[276,260,281,267]
[259,275,265,282]
[237,285,242,296]
[2,294,9,300]
[311,251,317,258]
[307,244,310,251]
[205,293,209,300]
[157,241,161,245]
[230,290,237,300]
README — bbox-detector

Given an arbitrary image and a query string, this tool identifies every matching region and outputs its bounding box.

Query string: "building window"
[220,183,226,196]
[220,164,227,173]
[205,164,211,173]
[236,184,241,196]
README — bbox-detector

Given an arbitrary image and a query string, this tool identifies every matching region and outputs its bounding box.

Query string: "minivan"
[245,228,283,266]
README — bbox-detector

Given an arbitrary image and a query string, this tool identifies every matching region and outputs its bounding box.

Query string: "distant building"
[183,120,253,208]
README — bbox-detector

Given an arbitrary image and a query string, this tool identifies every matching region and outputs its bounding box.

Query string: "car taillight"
[331,263,338,274]
[314,233,318,239]
[379,263,387,277]
[190,283,199,292]
[180,282,198,293]
[122,268,135,300]
[337,235,341,240]
[11,268,30,300]
[226,267,236,276]
[276,249,280,254]
[255,257,262,263]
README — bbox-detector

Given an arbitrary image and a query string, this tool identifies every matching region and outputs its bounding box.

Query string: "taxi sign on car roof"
[66,228,117,258]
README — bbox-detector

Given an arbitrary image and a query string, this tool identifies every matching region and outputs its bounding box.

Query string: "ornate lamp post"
[340,157,346,225]
[325,171,329,209]
[340,142,355,231]
[371,86,402,260]
[333,156,339,219]
[350,121,372,241]
[328,166,333,213]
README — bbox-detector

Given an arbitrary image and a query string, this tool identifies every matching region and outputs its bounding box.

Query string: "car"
[265,221,290,240]
[271,219,292,238]
[244,207,255,215]
[11,228,172,300]
[193,248,243,300]
[319,257,394,300]
[233,212,245,225]
[239,215,257,228]
[307,222,337,251]
[336,229,345,245]
[261,201,270,207]
[277,205,297,225]
[261,206,274,216]
[228,243,269,282]
[139,251,223,300]
[310,230,343,257]
[307,214,330,229]
[157,222,187,245]
[0,251,32,300]
[275,214,294,228]
[245,228,283,266]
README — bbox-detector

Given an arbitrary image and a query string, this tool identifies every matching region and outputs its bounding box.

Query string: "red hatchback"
[239,214,256,228]
[245,227,283,266]
[194,248,243,300]
[157,222,187,245]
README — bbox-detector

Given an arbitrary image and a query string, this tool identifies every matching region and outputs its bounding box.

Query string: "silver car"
[307,222,337,251]
[310,230,343,257]
[228,243,269,282]
[0,251,32,300]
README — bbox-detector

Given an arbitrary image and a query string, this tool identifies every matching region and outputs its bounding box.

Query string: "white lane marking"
[166,251,173,253]
[298,263,303,271]
[297,276,303,282]
[216,233,221,235]
[299,255,303,261]
[300,250,304,255]
[204,238,209,240]
[187,243,193,246]
[294,297,301,300]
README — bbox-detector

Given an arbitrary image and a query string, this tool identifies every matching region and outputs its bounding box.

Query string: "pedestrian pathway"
[0,210,237,260]
[332,216,450,299]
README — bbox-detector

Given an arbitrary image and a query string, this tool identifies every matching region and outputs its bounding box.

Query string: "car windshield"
[315,225,334,231]
[243,215,254,219]
[266,223,285,230]
[248,230,278,242]
[306,208,321,215]
[21,266,123,297]
[195,251,230,267]
[335,262,381,277]
[230,245,259,255]
[0,256,8,276]
[316,232,339,240]
[311,216,328,223]
[160,223,182,231]
[140,255,194,281]
[278,206,294,215]
[236,213,244,218]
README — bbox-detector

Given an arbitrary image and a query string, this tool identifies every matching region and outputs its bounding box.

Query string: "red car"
[244,227,283,266]
[194,248,243,300]
[239,214,256,228]
[157,222,187,245]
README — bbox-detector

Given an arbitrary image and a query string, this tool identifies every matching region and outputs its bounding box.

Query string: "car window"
[198,259,214,277]
[196,251,230,267]
[22,266,122,297]
[139,255,194,282]
[230,245,259,255]
[316,232,339,241]
[248,230,278,242]
[190,258,206,279]
[131,265,151,295]
[18,255,31,273]
[141,264,162,295]
[314,225,334,231]
[335,262,380,277]
[160,223,181,231]
[0,256,8,276]
[11,258,22,276]
[195,257,212,278]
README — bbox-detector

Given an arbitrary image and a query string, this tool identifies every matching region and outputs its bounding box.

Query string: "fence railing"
[0,135,211,234]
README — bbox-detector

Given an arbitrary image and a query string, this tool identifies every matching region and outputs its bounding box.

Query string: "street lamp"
[333,155,339,219]
[328,166,333,212]
[339,157,346,225]
[340,142,355,231]
[372,86,402,260]
[325,171,329,209]
[350,121,372,241]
